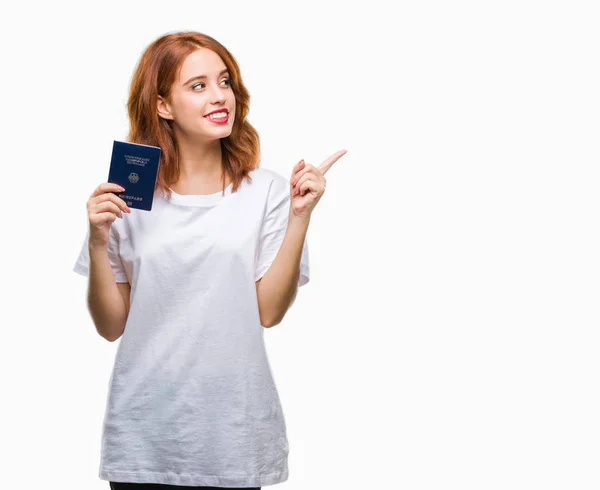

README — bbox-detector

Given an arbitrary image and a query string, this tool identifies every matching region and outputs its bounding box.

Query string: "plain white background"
[1,0,598,489]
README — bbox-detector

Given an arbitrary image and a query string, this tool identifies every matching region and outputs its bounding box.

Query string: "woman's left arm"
[256,214,309,327]
[256,150,347,327]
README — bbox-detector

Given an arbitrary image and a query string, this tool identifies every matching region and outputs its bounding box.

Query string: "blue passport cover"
[107,140,161,211]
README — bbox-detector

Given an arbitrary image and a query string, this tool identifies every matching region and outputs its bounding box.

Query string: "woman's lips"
[205,114,229,124]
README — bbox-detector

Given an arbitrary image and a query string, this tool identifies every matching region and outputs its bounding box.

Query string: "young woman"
[73,31,346,489]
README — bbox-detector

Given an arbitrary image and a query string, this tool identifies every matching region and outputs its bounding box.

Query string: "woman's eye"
[192,78,232,91]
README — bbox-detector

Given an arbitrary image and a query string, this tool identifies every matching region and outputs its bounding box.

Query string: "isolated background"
[1,1,598,489]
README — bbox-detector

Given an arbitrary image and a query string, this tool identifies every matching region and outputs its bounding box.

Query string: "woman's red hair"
[126,31,260,200]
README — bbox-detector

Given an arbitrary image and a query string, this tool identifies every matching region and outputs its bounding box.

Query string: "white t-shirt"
[73,167,309,487]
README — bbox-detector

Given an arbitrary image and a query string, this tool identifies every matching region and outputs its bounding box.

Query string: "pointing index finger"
[318,149,347,174]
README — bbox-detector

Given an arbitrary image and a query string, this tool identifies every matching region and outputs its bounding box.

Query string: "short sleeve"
[72,225,129,283]
[255,175,310,287]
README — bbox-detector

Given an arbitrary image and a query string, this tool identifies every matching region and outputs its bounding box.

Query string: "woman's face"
[158,48,236,140]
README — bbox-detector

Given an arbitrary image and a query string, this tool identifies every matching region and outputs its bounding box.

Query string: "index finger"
[91,182,126,198]
[318,149,347,175]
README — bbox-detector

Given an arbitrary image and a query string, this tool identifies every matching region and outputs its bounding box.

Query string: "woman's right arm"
[84,182,132,342]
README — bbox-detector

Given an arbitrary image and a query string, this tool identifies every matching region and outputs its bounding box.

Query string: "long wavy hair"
[126,31,260,201]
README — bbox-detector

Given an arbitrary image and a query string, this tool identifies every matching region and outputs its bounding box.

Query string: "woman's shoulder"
[249,166,289,191]
[248,166,277,179]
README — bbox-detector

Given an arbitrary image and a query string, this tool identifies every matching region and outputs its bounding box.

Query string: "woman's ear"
[157,95,173,120]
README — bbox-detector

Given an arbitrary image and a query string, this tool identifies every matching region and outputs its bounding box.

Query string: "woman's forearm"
[87,245,129,341]
[256,214,310,327]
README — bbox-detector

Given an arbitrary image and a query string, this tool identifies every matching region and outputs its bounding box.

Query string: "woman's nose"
[209,86,227,103]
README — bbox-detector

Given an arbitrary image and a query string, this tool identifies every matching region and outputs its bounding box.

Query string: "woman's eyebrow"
[184,68,230,85]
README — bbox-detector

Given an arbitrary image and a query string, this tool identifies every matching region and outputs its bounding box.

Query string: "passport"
[107,140,162,211]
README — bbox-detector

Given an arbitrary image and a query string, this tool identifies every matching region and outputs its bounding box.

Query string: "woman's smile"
[204,112,229,124]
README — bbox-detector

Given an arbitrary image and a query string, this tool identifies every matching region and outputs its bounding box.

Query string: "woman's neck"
[171,139,230,195]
